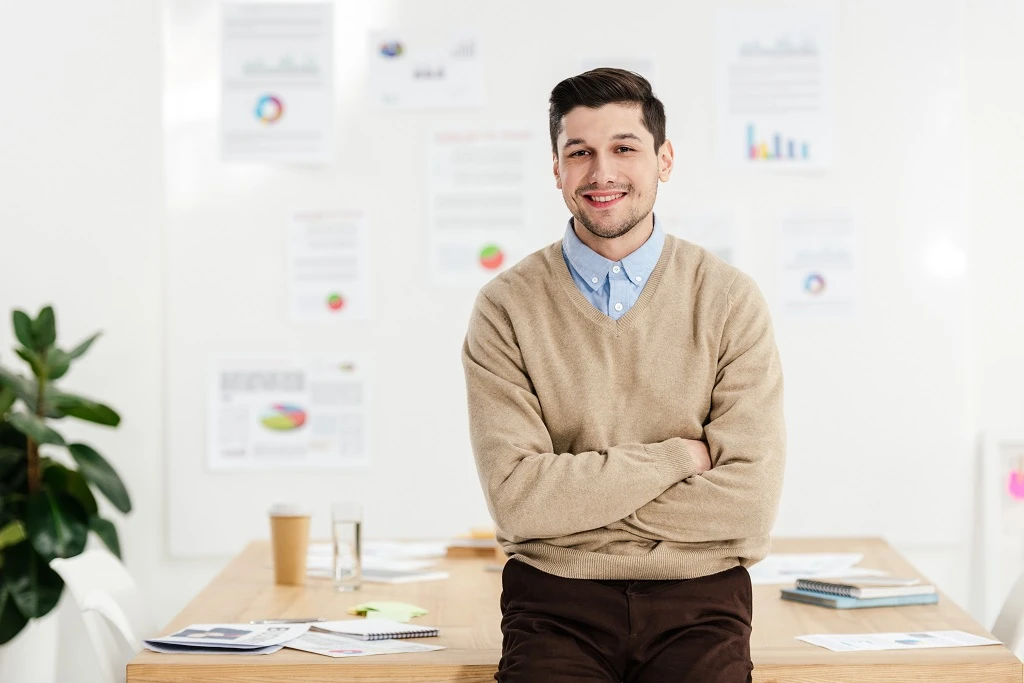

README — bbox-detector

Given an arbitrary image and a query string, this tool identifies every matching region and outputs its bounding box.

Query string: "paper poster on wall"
[660,213,737,265]
[220,3,334,164]
[369,31,483,108]
[780,212,856,317]
[428,128,536,285]
[975,436,1024,625]
[579,57,656,87]
[289,210,371,322]
[207,354,370,471]
[716,8,835,169]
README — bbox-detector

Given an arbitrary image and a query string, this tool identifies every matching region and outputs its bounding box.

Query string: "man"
[462,68,785,683]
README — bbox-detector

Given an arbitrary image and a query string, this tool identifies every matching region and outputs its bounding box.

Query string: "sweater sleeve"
[620,273,786,543]
[462,290,697,541]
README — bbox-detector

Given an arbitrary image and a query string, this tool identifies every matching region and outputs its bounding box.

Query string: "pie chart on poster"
[479,244,504,270]
[261,403,307,431]
[327,293,345,311]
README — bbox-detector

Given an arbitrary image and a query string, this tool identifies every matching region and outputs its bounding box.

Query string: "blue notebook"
[780,587,939,609]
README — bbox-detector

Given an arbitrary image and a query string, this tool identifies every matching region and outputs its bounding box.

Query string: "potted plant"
[0,305,131,654]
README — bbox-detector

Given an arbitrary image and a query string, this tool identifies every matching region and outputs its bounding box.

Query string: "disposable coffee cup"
[268,503,311,586]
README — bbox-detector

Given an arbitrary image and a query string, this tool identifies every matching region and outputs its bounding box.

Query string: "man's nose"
[588,152,618,185]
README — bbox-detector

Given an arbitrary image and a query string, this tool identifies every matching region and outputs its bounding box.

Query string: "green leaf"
[2,541,63,619]
[0,524,25,548]
[0,386,15,415]
[25,491,88,561]
[12,311,35,350]
[14,348,45,379]
[31,306,56,350]
[0,521,26,550]
[89,517,121,559]
[8,412,65,446]
[46,349,71,381]
[0,582,28,645]
[68,443,131,514]
[44,465,98,516]
[46,390,120,427]
[0,367,37,409]
[68,332,100,361]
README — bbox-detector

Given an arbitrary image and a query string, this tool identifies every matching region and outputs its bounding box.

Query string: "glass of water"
[331,501,362,592]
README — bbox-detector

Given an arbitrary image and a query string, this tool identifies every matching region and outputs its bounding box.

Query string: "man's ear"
[553,153,562,190]
[658,139,675,182]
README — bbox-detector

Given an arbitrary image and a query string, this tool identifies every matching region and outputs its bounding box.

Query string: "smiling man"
[462,68,786,683]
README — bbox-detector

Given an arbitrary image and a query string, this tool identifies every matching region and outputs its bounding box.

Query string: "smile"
[582,192,626,208]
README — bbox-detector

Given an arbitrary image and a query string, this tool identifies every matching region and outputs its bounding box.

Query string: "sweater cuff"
[646,437,698,482]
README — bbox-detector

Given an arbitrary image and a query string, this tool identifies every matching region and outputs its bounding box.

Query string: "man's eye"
[616,146,635,153]
[569,150,589,157]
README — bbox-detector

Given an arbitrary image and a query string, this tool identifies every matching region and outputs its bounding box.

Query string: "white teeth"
[589,194,624,203]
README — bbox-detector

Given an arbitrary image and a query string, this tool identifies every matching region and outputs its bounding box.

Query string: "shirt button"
[612,265,621,273]
[634,275,642,282]
[591,277,599,284]
[614,303,623,312]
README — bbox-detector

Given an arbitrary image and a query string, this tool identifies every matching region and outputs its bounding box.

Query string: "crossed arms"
[461,272,785,544]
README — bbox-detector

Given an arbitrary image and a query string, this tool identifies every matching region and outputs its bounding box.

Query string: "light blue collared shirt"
[561,217,665,320]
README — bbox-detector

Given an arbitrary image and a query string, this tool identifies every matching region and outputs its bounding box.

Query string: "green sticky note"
[351,601,428,623]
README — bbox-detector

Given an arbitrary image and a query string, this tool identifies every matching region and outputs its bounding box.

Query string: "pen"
[249,618,326,624]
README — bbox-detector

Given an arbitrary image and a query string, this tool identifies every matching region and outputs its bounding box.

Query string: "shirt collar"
[562,216,665,291]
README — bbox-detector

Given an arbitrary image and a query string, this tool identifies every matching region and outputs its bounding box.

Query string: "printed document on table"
[207,354,370,471]
[145,623,309,650]
[749,553,887,585]
[797,630,1001,652]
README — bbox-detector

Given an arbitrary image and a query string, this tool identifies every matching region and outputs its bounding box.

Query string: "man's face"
[553,103,673,240]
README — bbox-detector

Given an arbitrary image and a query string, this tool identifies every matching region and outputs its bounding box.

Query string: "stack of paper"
[797,630,1000,652]
[143,623,309,655]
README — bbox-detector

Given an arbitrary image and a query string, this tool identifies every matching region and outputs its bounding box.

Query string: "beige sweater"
[462,235,785,580]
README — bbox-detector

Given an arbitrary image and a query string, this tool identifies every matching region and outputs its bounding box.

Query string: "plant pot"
[0,609,59,683]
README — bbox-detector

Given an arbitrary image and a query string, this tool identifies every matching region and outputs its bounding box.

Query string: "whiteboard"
[164,0,971,556]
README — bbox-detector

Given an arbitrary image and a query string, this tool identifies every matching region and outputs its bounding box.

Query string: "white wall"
[0,1,1022,681]
[0,2,226,681]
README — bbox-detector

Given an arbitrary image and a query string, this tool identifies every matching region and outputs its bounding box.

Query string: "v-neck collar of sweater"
[553,235,675,332]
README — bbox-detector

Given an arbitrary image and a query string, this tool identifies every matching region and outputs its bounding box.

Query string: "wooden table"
[127,537,1023,682]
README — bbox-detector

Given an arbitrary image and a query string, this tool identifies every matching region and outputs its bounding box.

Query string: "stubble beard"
[572,180,658,240]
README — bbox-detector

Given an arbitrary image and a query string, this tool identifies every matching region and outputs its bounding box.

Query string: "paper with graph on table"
[797,630,1001,652]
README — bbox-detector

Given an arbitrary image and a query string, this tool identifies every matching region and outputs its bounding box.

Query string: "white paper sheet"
[207,354,370,471]
[748,553,886,585]
[427,128,536,285]
[716,8,835,169]
[289,210,372,322]
[797,630,1001,652]
[286,631,445,658]
[221,3,334,164]
[369,31,483,108]
[780,211,856,317]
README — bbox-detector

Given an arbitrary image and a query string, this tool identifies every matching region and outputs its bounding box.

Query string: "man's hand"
[684,439,712,475]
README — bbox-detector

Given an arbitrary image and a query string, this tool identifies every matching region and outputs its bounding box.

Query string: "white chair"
[50,548,156,683]
[991,569,1024,659]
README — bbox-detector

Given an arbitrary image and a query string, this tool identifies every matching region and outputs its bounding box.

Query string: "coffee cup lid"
[268,503,310,517]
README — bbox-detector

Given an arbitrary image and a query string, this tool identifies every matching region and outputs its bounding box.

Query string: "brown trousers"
[496,559,753,683]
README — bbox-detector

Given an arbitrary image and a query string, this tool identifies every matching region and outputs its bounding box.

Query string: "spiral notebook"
[313,619,439,641]
[794,577,934,599]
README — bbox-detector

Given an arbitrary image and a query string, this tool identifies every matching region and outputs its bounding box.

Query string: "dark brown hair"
[548,68,666,154]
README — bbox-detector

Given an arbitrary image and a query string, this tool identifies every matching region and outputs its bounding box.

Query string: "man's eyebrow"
[563,133,644,150]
